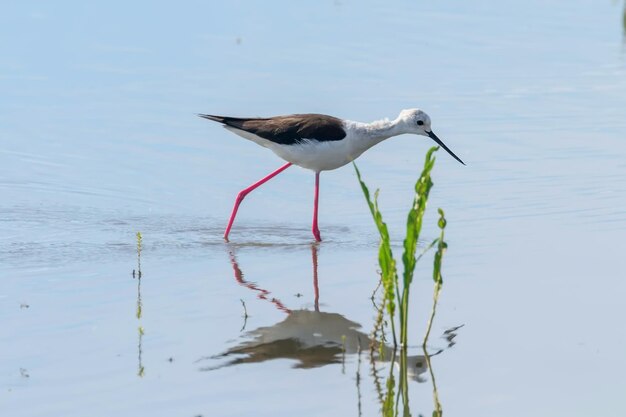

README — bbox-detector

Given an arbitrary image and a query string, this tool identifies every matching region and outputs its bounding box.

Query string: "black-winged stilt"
[200,109,464,242]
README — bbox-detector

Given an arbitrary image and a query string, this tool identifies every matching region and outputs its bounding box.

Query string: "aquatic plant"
[135,231,145,377]
[137,326,145,377]
[381,356,396,417]
[423,209,447,347]
[354,146,445,348]
[355,164,398,347]
[376,347,442,417]
[136,232,142,278]
[135,232,143,319]
[423,346,442,417]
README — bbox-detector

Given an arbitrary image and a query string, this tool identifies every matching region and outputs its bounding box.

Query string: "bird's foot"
[312,228,322,242]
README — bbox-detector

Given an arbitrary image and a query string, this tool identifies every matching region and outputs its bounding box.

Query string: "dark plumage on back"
[199,113,346,145]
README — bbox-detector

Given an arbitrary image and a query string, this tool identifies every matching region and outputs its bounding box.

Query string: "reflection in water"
[311,243,320,312]
[201,244,461,415]
[356,345,363,417]
[376,348,442,417]
[207,309,375,370]
[228,250,291,314]
[137,325,145,378]
[239,299,249,332]
[423,347,442,417]
[375,308,463,415]
[134,232,144,377]
[374,340,452,416]
[443,324,465,348]
[202,245,430,382]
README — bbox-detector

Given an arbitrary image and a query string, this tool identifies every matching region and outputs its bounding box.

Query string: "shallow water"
[2,1,626,416]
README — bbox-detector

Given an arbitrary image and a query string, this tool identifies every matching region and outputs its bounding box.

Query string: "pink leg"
[312,172,322,242]
[224,162,292,240]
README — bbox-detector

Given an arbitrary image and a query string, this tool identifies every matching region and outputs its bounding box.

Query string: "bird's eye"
[417,120,424,126]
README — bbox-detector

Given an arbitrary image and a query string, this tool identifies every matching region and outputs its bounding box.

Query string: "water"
[2,1,626,416]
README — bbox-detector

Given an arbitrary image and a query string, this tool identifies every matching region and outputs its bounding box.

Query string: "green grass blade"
[354,162,398,346]
[355,148,447,351]
[399,147,438,347]
[401,146,438,287]
[423,208,447,348]
[433,208,447,286]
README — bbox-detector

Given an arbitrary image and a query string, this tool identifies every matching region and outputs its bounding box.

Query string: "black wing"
[199,113,346,145]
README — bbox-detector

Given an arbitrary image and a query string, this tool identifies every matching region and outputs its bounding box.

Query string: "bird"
[199,109,464,242]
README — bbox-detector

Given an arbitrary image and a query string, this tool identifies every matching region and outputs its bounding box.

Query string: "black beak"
[427,131,465,165]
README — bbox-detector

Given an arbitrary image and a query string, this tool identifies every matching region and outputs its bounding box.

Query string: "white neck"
[354,116,406,139]
[344,116,409,157]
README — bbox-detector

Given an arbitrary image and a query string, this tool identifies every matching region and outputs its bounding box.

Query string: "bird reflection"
[200,244,429,382]
[228,250,291,315]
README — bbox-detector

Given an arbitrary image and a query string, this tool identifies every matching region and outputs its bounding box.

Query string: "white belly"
[267,140,359,171]
[225,126,369,172]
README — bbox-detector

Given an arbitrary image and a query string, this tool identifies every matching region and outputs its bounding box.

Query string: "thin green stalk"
[399,147,438,347]
[399,287,409,348]
[422,345,442,417]
[401,147,437,286]
[354,163,398,347]
[422,281,442,348]
[136,231,142,278]
[355,147,443,350]
[423,209,447,348]
[398,349,412,417]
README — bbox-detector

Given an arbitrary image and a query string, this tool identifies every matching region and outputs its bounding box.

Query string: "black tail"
[198,114,226,123]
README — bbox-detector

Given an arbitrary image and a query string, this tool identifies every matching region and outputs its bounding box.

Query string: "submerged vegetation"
[354,146,448,349]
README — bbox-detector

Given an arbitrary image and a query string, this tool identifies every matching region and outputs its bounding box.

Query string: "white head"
[396,108,465,165]
[396,108,432,135]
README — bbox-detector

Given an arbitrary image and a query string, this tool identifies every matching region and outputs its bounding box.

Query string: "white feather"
[223,109,432,172]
